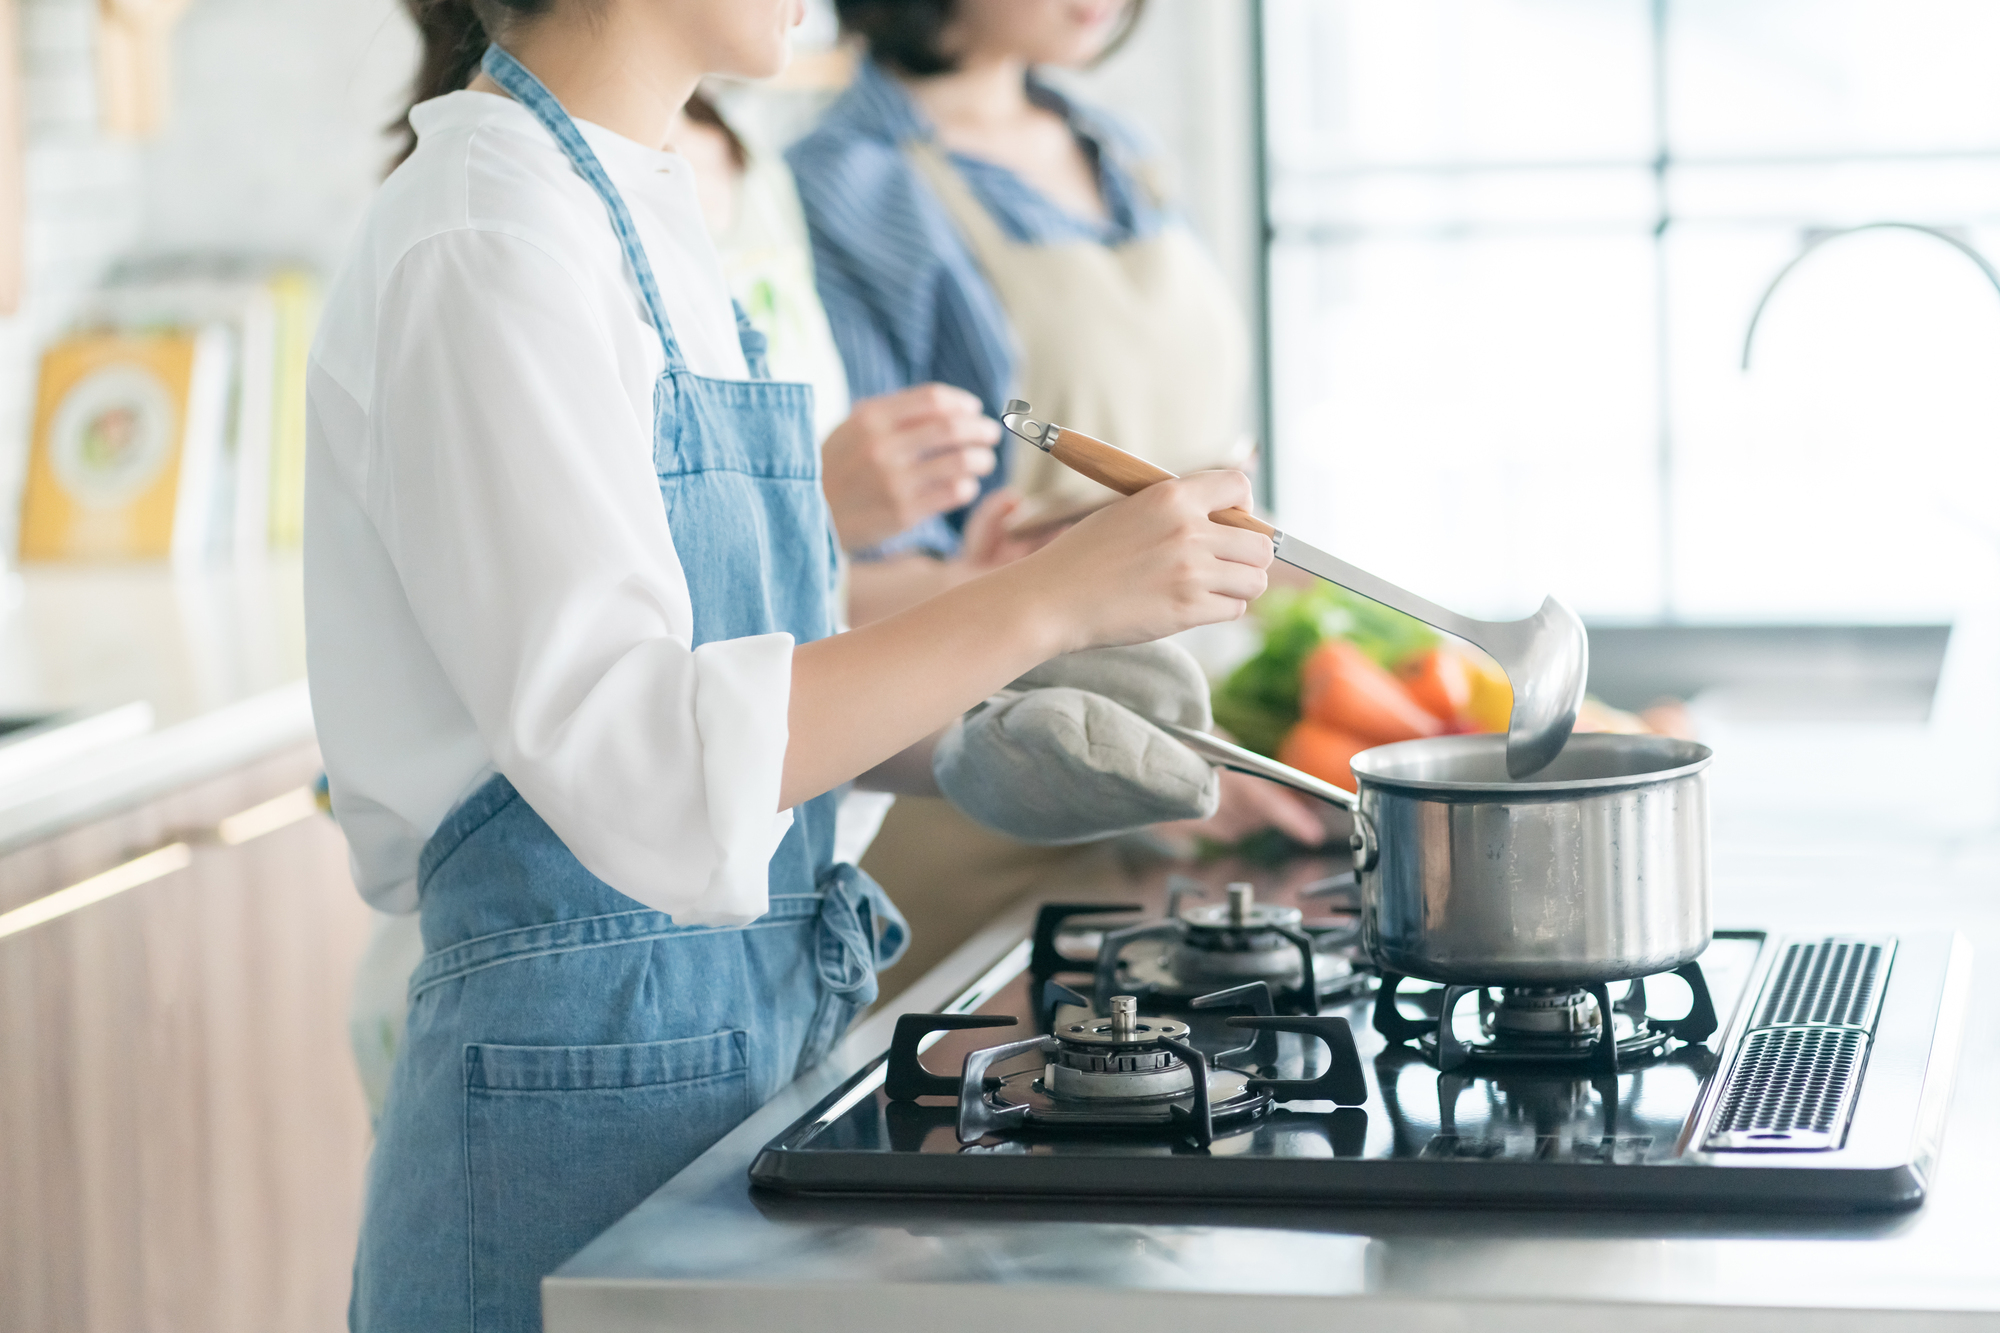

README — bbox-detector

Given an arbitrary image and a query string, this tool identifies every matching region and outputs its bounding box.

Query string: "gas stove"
[752,921,1969,1211]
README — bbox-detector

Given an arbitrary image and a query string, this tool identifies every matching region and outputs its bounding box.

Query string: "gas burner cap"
[1182,903,1304,931]
[1047,995,1203,1103]
[1179,882,1302,933]
[1060,995,1190,1048]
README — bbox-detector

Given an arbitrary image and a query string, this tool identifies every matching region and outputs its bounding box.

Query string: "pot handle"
[1162,723,1355,810]
[1161,723,1378,871]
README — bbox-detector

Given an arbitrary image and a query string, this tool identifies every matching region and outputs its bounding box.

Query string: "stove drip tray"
[1373,966,1720,1073]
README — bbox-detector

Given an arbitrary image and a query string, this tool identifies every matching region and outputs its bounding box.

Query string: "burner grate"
[1754,938,1888,1029]
[1704,1026,1867,1151]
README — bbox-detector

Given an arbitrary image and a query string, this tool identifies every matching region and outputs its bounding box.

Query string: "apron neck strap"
[480,45,687,372]
[904,140,1017,267]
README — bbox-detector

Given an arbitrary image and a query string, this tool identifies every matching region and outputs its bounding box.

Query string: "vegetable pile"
[1212,585,1649,790]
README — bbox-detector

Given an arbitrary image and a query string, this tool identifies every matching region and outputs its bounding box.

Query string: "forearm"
[844,553,973,627]
[852,729,943,796]
[784,563,1062,809]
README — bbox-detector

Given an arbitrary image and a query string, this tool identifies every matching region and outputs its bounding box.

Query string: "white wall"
[134,0,417,269]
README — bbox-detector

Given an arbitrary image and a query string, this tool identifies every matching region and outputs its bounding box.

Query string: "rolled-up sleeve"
[363,228,790,925]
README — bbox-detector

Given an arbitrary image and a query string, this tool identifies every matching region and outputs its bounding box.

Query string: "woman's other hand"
[821,384,1001,551]
[843,488,1051,627]
[1019,469,1273,653]
[957,488,1054,572]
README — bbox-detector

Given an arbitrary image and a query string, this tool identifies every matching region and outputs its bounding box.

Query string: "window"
[1262,0,2000,623]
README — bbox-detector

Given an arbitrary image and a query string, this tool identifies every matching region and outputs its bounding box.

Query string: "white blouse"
[306,91,794,924]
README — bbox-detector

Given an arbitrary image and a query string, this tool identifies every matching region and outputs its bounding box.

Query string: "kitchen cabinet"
[0,741,371,1333]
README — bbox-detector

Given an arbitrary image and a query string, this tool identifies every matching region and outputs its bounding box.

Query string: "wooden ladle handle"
[1047,427,1278,539]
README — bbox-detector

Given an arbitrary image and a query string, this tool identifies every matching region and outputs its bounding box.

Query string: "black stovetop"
[750,924,1967,1212]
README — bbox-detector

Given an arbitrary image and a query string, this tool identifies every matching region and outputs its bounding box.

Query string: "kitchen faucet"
[1742,220,2000,369]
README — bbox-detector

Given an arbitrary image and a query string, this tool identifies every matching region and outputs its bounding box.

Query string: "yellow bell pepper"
[1464,656,1513,733]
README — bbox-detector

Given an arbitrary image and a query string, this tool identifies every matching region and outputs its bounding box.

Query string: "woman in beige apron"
[790,0,1324,999]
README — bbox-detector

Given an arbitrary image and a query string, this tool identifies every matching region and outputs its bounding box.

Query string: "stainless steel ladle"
[1001,400,1587,776]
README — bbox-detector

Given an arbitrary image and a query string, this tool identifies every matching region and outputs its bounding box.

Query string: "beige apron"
[863,140,1253,1005]
[907,140,1252,523]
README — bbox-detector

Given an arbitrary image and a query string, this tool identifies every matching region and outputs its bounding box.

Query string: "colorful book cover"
[86,266,281,560]
[20,334,193,560]
[18,329,228,561]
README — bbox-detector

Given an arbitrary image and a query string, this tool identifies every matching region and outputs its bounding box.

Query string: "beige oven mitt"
[932,640,1221,845]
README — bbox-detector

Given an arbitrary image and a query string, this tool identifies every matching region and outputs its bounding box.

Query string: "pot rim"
[1351,732,1713,796]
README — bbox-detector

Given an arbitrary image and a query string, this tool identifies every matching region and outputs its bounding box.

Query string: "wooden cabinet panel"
[0,744,372,1332]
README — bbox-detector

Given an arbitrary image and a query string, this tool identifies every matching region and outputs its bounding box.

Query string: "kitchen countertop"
[0,559,311,855]
[544,688,2000,1330]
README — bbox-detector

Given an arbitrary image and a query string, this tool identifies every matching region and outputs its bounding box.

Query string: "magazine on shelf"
[18,326,231,561]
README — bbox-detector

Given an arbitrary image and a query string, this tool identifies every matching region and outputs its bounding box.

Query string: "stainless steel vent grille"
[1704,1027,1868,1151]
[1701,934,1896,1153]
[1754,938,1891,1029]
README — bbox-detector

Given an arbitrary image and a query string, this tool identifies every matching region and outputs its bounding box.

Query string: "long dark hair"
[391,0,554,166]
[835,0,1148,77]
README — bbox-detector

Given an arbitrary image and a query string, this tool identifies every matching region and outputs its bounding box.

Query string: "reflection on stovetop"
[1374,1043,1718,1164]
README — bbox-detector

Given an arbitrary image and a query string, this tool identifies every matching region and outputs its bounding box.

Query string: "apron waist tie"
[813,861,908,1010]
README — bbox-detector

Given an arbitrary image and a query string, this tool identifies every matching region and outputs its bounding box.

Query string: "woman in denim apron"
[314,4,1272,1330]
[345,42,906,1330]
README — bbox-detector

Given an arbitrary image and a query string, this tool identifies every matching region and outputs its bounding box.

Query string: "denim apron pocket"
[463,1032,749,1332]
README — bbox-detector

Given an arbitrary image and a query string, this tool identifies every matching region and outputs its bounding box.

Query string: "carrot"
[1278,719,1371,791]
[1300,640,1445,744]
[1399,647,1472,723]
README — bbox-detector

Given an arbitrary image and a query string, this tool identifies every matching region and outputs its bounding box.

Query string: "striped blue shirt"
[787,57,1168,556]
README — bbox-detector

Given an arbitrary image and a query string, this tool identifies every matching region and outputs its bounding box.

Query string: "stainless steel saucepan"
[1166,724,1714,986]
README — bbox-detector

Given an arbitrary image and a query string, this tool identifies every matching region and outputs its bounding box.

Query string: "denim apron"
[349,46,906,1333]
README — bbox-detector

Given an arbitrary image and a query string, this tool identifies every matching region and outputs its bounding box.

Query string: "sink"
[0,702,156,787]
[1584,623,1952,722]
